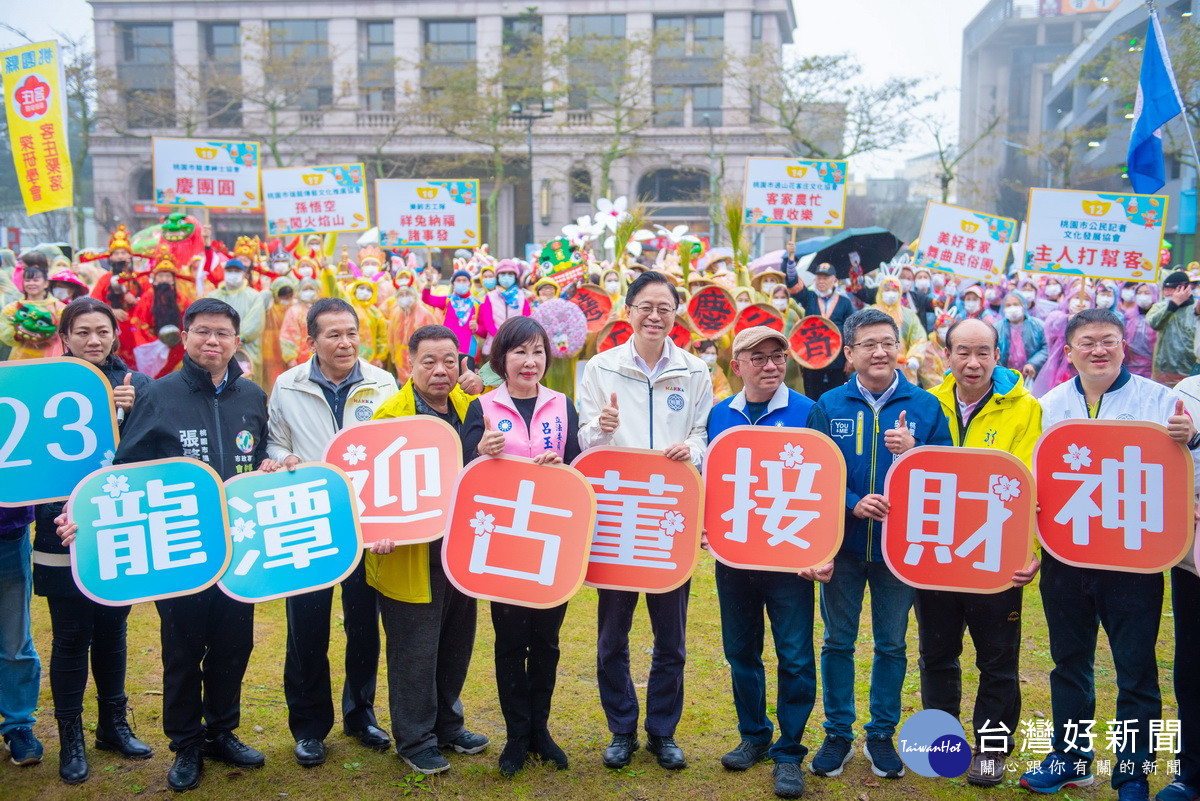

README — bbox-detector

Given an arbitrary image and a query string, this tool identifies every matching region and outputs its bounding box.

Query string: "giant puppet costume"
[88,224,147,365]
[130,242,196,378]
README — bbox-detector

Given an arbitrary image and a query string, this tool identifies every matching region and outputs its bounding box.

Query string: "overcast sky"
[2,0,994,177]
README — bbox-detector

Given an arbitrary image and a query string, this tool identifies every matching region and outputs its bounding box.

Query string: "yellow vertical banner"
[1,40,74,215]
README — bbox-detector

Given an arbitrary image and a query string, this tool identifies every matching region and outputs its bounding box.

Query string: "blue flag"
[1127,11,1185,195]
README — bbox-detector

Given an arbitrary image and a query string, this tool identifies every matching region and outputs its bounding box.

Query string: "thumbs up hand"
[479,414,507,457]
[113,372,136,414]
[599,392,620,434]
[884,409,915,455]
[1168,398,1196,445]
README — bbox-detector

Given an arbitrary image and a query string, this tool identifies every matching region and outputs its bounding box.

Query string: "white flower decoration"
[102,474,130,498]
[603,228,654,257]
[562,215,604,245]
[779,443,805,469]
[659,510,686,537]
[231,517,256,543]
[595,196,629,232]
[470,510,495,537]
[99,449,115,468]
[1063,443,1092,472]
[342,444,367,466]
[654,223,691,244]
[990,476,1022,502]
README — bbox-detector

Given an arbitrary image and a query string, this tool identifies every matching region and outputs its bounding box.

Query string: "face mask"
[1019,289,1036,303]
[900,279,913,293]
[225,273,244,289]
[1097,293,1114,306]
[1121,288,1136,303]
[273,261,291,275]
[915,278,931,292]
[1137,293,1153,309]
[984,289,998,303]
[881,290,900,305]
[1046,284,1062,299]
[1004,305,1025,322]
[296,266,314,278]
[499,274,516,289]
[772,297,788,311]
[299,289,317,302]
[51,287,72,301]
[816,285,833,298]
[700,352,717,366]
[1069,299,1087,314]
[454,282,471,296]
[605,280,620,294]
[482,277,497,290]
[761,281,778,295]
[964,299,981,314]
[736,299,751,310]
[937,326,950,342]
[398,295,415,309]
[355,286,373,302]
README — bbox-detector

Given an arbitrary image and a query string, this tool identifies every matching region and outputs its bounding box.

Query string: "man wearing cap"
[207,258,267,387]
[706,326,823,800]
[1148,270,1199,387]
[784,262,855,400]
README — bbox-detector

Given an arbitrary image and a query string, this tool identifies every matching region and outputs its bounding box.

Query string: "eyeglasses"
[630,303,677,317]
[1069,337,1123,352]
[851,339,900,352]
[740,352,787,367]
[186,327,238,341]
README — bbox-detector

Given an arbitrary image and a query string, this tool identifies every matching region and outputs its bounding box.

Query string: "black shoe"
[498,735,530,778]
[294,738,325,767]
[602,733,638,769]
[773,761,806,799]
[95,697,153,760]
[440,730,489,754]
[531,729,568,770]
[345,724,390,752]
[56,715,89,785]
[167,745,203,792]
[202,731,265,769]
[722,739,771,771]
[647,734,687,770]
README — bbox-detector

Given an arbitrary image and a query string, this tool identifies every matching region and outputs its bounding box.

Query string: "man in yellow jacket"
[363,324,488,775]
[921,317,1043,787]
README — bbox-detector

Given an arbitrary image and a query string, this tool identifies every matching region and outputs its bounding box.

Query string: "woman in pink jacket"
[475,260,531,358]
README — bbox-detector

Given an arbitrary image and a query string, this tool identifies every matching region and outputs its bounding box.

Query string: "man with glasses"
[578,271,713,772]
[805,308,952,782]
[706,326,823,799]
[1022,309,1200,801]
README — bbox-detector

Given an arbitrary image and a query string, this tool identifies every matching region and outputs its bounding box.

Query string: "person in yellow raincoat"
[694,339,732,403]
[872,273,928,360]
[261,276,298,389]
[387,282,436,384]
[280,277,319,369]
[320,266,388,366]
[0,259,65,360]
[767,284,806,395]
[903,306,953,389]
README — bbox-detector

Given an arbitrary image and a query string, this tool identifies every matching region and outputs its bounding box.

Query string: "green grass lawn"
[7,555,1181,800]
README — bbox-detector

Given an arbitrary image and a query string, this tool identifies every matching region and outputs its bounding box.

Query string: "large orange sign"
[735,303,783,334]
[789,316,842,370]
[321,416,462,546]
[572,448,702,593]
[1034,420,1195,573]
[686,285,737,339]
[704,427,846,572]
[442,456,596,608]
[570,284,614,333]
[883,447,1035,593]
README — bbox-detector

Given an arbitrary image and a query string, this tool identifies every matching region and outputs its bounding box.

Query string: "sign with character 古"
[704,427,846,572]
[68,459,231,606]
[218,464,363,603]
[571,448,703,593]
[883,447,1035,593]
[1034,420,1194,572]
[442,456,597,608]
[322,416,463,546]
[789,316,842,370]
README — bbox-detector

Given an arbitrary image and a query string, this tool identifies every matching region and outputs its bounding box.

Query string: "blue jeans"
[0,529,41,734]
[819,554,913,740]
[715,562,816,763]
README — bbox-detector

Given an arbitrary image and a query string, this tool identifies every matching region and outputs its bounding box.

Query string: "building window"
[693,85,722,127]
[569,15,626,40]
[654,17,686,58]
[653,86,685,127]
[135,169,154,200]
[204,22,240,62]
[121,23,172,64]
[268,20,329,60]
[424,20,476,64]
[570,168,592,203]
[694,15,723,55]
[751,14,763,43]
[363,21,394,62]
[568,15,626,109]
[503,14,541,53]
[361,87,395,111]
[119,24,174,128]
[206,89,241,128]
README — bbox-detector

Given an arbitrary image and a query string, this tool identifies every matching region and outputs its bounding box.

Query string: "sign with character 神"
[703,427,846,572]
[0,358,120,507]
[789,316,842,370]
[571,448,703,593]
[686,285,737,339]
[882,447,1036,593]
[1034,420,1195,572]
[322,416,462,546]
[219,464,363,603]
[442,456,597,608]
[68,458,231,606]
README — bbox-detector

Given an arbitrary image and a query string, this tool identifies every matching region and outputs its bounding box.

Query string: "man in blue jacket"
[707,326,824,799]
[806,308,953,781]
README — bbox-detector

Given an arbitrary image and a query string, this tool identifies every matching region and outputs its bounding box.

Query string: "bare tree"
[918,104,1003,203]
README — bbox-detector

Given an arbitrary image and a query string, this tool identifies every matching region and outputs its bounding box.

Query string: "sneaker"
[1119,778,1151,801]
[3,727,43,766]
[863,736,905,779]
[440,730,489,755]
[809,735,853,777]
[1158,781,1200,801]
[773,761,806,799]
[722,739,771,771]
[1020,752,1094,794]
[402,746,450,775]
[967,750,1006,786]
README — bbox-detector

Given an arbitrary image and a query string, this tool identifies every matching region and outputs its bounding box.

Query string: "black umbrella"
[809,227,905,280]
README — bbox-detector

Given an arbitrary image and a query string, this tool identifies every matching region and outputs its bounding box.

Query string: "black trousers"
[46,594,131,718]
[914,586,1023,752]
[801,366,847,401]
[284,559,381,740]
[1172,567,1200,787]
[491,601,568,737]
[156,585,254,750]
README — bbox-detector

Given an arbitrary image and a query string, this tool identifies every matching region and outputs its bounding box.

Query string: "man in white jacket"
[266,298,399,767]
[1024,308,1199,801]
[577,271,712,772]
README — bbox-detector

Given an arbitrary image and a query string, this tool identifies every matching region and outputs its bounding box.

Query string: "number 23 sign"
[0,359,120,506]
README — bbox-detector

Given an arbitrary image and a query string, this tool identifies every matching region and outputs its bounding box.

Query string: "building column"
[174,20,200,126]
[240,19,266,130]
[723,10,752,128]
[395,16,420,102]
[328,17,358,127]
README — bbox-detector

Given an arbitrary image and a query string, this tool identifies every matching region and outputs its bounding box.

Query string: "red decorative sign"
[789,316,842,369]
[686,285,737,339]
[570,284,614,333]
[597,319,633,353]
[14,75,50,120]
[703,427,845,572]
[883,447,1035,593]
[1034,420,1195,573]
[735,303,783,334]
[670,320,693,348]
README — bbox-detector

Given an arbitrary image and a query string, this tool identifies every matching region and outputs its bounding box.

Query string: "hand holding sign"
[884,410,915,455]
[853,494,890,521]
[599,393,620,433]
[1168,399,1195,445]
